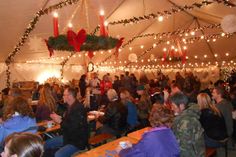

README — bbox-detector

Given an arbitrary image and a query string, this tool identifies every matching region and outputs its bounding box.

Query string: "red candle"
[53,12,59,37]
[99,10,106,36]
[104,21,108,36]
[68,23,73,31]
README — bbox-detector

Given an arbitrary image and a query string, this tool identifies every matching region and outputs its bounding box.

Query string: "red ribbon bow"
[67,29,87,52]
[45,39,54,57]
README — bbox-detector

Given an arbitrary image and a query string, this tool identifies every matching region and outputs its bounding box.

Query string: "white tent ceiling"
[0,0,236,67]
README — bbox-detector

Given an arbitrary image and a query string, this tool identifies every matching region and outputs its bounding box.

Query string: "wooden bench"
[89,133,114,146]
[205,147,216,157]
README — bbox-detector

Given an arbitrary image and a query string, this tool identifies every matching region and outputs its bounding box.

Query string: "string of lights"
[108,0,235,26]
[122,24,221,48]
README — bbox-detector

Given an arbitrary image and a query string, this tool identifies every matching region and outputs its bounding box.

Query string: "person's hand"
[0,118,3,124]
[50,112,62,124]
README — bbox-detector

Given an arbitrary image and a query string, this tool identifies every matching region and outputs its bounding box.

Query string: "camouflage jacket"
[172,104,205,157]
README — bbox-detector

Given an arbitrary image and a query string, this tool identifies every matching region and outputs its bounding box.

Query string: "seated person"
[197,93,228,147]
[119,105,180,157]
[0,97,37,144]
[96,89,128,136]
[45,87,88,157]
[120,88,138,130]
[1,132,44,157]
[136,85,152,127]
[35,85,57,122]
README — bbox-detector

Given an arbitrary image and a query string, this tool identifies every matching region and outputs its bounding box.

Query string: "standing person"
[89,72,101,106]
[1,132,44,157]
[113,75,121,93]
[212,87,233,137]
[100,75,112,107]
[35,85,57,122]
[170,92,205,157]
[119,105,180,157]
[45,87,88,157]
[79,74,88,98]
[130,73,138,97]
[197,93,228,147]
[0,97,37,145]
[123,71,132,92]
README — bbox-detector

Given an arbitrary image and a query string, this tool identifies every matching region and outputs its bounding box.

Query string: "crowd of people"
[0,71,235,157]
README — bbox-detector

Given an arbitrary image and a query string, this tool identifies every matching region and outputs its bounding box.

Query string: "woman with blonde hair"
[35,85,57,122]
[1,132,44,157]
[197,93,228,147]
[0,97,37,144]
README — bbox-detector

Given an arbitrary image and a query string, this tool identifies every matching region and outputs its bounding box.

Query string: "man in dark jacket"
[96,89,128,137]
[45,87,88,157]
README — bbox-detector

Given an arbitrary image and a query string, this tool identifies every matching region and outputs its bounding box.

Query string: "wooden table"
[76,136,138,157]
[36,113,100,135]
[37,121,60,135]
[127,127,151,141]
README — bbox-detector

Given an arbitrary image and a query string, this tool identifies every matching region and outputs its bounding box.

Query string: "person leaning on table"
[119,104,180,157]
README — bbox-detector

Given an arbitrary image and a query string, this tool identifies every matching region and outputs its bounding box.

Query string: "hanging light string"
[124,32,235,66]
[92,0,235,35]
[122,24,221,48]
[100,30,234,65]
[108,0,235,26]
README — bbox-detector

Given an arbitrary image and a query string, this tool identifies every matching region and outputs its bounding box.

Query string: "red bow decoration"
[45,39,54,57]
[115,37,124,58]
[67,29,87,52]
[88,51,94,59]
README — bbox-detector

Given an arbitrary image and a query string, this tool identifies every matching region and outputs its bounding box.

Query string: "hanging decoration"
[99,10,106,36]
[128,53,138,62]
[88,51,94,59]
[221,14,236,33]
[46,31,120,54]
[101,31,235,66]
[46,11,123,56]
[5,0,80,65]
[5,0,81,87]
[162,40,187,64]
[53,12,59,37]
[87,62,95,72]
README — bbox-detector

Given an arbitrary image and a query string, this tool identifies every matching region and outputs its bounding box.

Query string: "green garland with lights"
[48,34,119,52]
